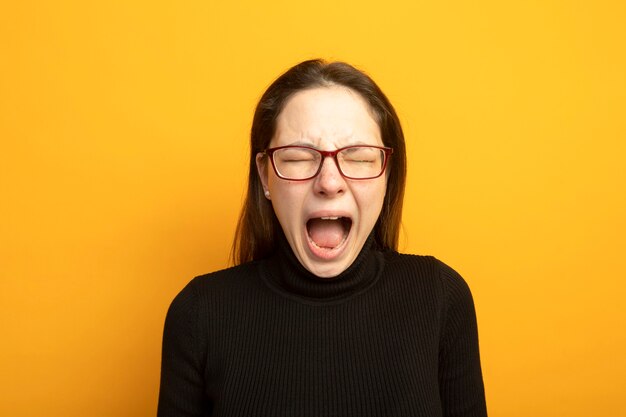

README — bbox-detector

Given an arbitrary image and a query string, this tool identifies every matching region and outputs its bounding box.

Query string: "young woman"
[158,59,487,417]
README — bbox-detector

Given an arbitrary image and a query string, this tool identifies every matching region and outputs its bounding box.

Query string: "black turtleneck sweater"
[158,234,487,416]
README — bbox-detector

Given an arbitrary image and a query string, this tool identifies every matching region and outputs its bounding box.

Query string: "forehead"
[272,86,382,148]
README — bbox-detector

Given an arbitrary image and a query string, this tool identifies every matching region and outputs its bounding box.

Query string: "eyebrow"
[281,139,376,149]
[285,140,317,147]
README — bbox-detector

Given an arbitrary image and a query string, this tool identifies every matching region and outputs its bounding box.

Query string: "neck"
[262,230,384,302]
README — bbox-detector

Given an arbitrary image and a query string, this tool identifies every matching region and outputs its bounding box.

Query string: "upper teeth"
[320,216,340,220]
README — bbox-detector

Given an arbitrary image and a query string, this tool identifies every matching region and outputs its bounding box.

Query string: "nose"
[313,156,346,197]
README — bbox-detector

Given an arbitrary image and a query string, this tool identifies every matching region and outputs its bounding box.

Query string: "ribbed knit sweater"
[157,234,487,417]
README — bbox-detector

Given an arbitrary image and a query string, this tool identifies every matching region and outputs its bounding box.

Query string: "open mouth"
[306,216,352,250]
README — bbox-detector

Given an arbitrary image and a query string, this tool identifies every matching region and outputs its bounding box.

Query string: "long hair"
[231,59,407,265]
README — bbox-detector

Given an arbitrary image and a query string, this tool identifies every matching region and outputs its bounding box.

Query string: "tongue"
[308,218,346,249]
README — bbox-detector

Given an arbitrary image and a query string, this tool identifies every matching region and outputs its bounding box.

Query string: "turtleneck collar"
[261,230,385,303]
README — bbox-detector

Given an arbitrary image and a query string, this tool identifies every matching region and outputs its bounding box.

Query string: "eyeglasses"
[262,145,393,181]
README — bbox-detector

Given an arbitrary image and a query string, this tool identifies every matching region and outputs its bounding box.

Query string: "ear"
[256,152,270,193]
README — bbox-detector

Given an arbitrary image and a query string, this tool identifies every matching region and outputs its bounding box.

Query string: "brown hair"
[231,59,407,265]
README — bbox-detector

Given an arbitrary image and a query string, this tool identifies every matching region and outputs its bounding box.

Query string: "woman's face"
[257,86,387,278]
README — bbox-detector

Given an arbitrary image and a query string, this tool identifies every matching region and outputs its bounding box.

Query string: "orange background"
[1,1,625,416]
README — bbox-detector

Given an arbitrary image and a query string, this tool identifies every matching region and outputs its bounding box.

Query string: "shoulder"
[382,251,474,305]
[188,260,263,292]
[166,261,265,320]
[384,250,439,274]
[384,251,468,286]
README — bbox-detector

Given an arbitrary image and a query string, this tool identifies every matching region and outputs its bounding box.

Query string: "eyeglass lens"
[272,146,386,180]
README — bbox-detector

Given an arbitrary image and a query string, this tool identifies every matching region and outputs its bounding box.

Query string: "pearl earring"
[264,190,271,199]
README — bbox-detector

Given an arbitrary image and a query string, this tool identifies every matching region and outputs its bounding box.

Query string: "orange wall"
[1,1,625,416]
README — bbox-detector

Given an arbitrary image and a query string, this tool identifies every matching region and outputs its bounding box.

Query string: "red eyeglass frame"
[262,145,394,181]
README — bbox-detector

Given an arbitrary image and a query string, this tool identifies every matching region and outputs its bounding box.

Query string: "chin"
[300,240,361,278]
[304,259,351,279]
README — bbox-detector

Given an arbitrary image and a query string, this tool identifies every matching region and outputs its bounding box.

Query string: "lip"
[304,210,353,261]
